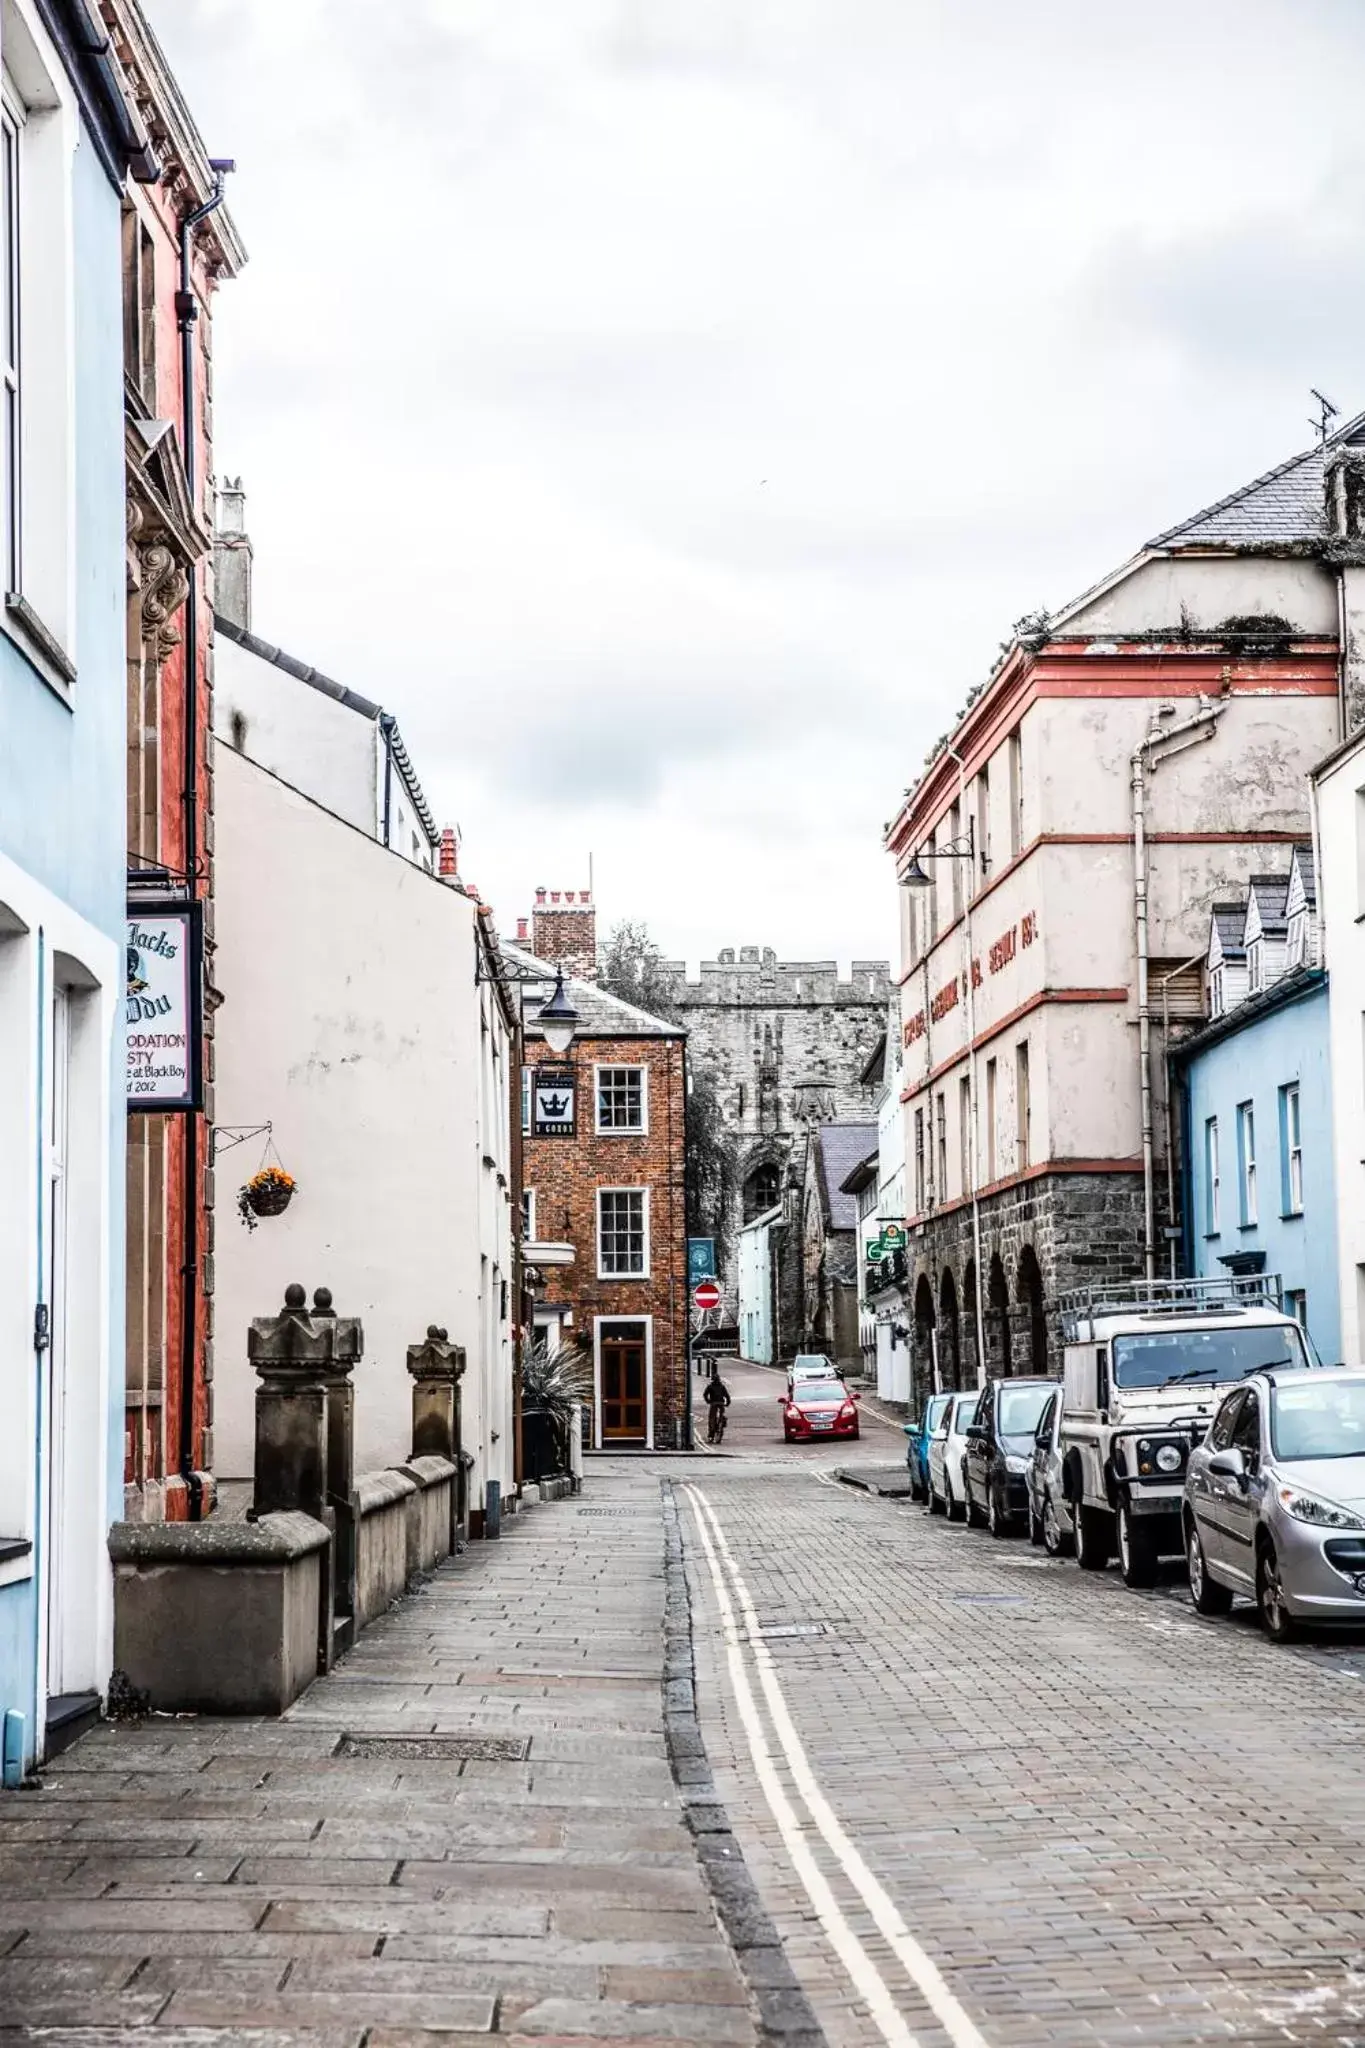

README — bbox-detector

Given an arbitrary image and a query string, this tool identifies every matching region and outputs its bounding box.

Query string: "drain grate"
[576,1508,650,1517]
[947,1594,1027,1605]
[334,1733,531,1761]
[755,1622,828,1640]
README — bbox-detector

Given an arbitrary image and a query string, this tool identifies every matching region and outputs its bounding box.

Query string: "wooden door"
[601,1324,647,1441]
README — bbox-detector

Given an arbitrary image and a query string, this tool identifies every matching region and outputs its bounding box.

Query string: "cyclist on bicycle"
[703,1371,732,1443]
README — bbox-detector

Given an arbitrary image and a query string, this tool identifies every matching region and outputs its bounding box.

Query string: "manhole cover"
[755,1622,828,1640]
[334,1733,531,1761]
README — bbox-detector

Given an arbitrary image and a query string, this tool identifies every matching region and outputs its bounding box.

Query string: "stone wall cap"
[355,1468,419,1515]
[109,1510,329,1567]
[397,1455,459,1488]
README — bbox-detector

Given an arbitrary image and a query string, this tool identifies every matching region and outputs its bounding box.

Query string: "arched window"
[744,1162,780,1220]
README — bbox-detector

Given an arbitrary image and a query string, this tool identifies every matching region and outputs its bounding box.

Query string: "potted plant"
[238,1163,296,1231]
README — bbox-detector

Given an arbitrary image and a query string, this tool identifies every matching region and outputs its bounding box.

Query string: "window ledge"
[0,1537,32,1565]
[3,592,75,703]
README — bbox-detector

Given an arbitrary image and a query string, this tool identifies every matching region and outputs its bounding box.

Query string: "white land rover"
[1058,1277,1318,1588]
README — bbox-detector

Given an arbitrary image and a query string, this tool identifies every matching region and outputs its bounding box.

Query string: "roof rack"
[1059,1274,1283,1338]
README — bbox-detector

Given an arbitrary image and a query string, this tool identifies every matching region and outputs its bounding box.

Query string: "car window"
[793,1380,846,1407]
[953,1391,981,1429]
[1231,1388,1261,1463]
[1207,1390,1244,1452]
[1035,1390,1057,1443]
[1271,1378,1365,1460]
[924,1394,951,1432]
[999,1383,1054,1437]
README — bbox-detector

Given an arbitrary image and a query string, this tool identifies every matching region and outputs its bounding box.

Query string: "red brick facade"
[524,1031,690,1450]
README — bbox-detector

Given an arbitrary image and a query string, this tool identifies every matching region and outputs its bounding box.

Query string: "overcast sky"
[149,0,1365,972]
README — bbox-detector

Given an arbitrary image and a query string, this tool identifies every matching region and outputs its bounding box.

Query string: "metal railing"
[1059,1273,1283,1337]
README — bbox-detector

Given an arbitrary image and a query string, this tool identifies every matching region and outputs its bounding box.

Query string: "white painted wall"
[213,744,514,1506]
[738,1211,775,1364]
[1065,555,1338,638]
[215,634,379,839]
[1314,735,1365,1366]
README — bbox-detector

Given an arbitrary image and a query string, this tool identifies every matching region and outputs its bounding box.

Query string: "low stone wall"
[354,1469,417,1630]
[396,1455,458,1575]
[109,1512,329,1715]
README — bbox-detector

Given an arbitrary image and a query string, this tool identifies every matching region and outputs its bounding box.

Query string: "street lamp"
[534,968,579,1057]
[897,823,975,884]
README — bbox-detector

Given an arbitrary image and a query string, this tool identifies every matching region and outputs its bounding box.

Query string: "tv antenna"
[1310,388,1340,444]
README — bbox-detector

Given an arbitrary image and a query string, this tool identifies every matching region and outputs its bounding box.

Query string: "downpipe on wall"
[1131,689,1228,1279]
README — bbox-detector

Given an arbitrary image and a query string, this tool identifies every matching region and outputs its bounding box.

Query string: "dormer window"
[1247,939,1264,994]
[1286,911,1309,970]
[1209,965,1225,1019]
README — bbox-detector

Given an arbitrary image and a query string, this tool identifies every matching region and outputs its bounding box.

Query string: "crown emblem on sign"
[541,1092,569,1117]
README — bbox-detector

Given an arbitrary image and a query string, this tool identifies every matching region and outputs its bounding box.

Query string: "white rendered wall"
[214,634,378,840]
[1315,741,1365,1367]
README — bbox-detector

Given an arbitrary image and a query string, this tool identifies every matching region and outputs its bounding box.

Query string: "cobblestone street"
[9,1360,1365,2044]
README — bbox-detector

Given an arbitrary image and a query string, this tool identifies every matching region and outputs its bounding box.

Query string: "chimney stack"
[528,884,596,981]
[213,476,253,632]
[437,826,458,881]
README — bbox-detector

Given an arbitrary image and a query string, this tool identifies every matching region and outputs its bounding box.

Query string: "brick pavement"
[0,1473,761,2046]
[682,1360,1365,2047]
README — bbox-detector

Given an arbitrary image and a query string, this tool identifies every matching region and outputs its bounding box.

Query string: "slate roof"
[1249,874,1290,935]
[1211,903,1246,957]
[504,943,685,1042]
[816,1123,877,1231]
[1148,408,1365,551]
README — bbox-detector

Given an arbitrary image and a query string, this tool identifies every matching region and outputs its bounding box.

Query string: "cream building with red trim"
[885,415,1365,1401]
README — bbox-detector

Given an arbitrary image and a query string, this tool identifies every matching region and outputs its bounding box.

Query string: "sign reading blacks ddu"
[126,898,204,1113]
[532,1066,575,1139]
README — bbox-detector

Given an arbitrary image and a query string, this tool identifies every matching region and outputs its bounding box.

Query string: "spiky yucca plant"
[521,1339,592,1423]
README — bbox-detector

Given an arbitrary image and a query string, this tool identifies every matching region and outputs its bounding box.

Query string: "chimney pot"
[535,887,546,904]
[437,827,458,880]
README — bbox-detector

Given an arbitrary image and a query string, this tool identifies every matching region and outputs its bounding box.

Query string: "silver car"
[928,1387,981,1523]
[1026,1386,1074,1556]
[1185,1368,1365,1640]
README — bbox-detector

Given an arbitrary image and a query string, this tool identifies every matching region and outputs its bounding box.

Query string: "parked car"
[1184,1368,1365,1640]
[1027,1387,1073,1555]
[787,1352,837,1396]
[781,1377,860,1442]
[904,1391,954,1503]
[927,1387,981,1521]
[964,1375,1058,1536]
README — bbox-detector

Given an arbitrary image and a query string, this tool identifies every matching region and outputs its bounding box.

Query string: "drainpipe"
[943,742,987,1383]
[174,160,233,1516]
[1131,691,1228,1280]
[1156,950,1206,1279]
[379,714,396,846]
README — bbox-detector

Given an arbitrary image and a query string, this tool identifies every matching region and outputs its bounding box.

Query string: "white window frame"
[1209,964,1224,1019]
[521,1187,536,1241]
[592,1314,654,1451]
[521,1065,531,1135]
[1237,1101,1257,1227]
[2,86,20,600]
[595,1063,647,1136]
[1247,938,1264,994]
[1284,1083,1303,1216]
[1205,1116,1220,1236]
[596,1185,650,1279]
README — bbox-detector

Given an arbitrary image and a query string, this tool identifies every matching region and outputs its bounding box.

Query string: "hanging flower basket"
[239,1164,296,1231]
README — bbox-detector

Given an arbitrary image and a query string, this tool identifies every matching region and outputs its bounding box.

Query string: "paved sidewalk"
[0,1472,760,2046]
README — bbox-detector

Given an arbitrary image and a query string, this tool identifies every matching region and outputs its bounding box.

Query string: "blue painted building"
[0,6,149,1777]
[1175,848,1340,1364]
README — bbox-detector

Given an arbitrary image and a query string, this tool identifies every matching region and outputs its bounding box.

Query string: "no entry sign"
[693,1280,722,1313]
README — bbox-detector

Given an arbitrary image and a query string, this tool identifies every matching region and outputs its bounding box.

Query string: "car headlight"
[1277,1486,1365,1531]
[1005,1455,1028,1475]
[1155,1444,1183,1474]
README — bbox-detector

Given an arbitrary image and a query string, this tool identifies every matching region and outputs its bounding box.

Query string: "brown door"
[601,1324,647,1441]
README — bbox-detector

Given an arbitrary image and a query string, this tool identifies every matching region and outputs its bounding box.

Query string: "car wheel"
[1186,1519,1233,1616]
[965,1476,987,1529]
[988,1486,1010,1539]
[1075,1503,1113,1572]
[1257,1540,1297,1642]
[1028,1497,1043,1546]
[1117,1504,1160,1589]
[928,1481,945,1517]
[945,1477,965,1524]
[909,1468,927,1504]
[1042,1494,1071,1558]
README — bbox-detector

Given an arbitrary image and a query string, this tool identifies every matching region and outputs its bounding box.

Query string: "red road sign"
[693,1280,722,1312]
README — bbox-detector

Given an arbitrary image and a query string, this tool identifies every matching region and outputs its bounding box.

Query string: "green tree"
[596,919,681,1022]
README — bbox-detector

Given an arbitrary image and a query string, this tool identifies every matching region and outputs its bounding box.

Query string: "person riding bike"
[703,1371,732,1444]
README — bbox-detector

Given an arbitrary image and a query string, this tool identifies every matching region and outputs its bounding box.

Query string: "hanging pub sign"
[126,898,204,1113]
[532,1065,576,1138]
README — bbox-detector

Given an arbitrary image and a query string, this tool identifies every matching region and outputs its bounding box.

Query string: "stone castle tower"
[661,946,892,1346]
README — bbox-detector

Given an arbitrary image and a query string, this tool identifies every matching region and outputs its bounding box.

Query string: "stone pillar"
[407,1324,465,1461]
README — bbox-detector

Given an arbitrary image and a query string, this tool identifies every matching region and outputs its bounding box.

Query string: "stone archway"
[938,1267,962,1390]
[961,1260,980,1385]
[912,1274,936,1412]
[1016,1245,1047,1374]
[988,1253,1013,1377]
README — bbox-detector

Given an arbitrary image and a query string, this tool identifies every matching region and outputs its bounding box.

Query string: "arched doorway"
[912,1275,936,1412]
[961,1260,980,1385]
[988,1253,1012,1377]
[1017,1246,1047,1374]
[938,1268,961,1389]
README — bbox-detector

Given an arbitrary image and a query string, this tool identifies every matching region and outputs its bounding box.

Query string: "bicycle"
[706,1402,728,1445]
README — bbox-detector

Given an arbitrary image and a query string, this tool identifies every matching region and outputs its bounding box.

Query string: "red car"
[781,1378,860,1442]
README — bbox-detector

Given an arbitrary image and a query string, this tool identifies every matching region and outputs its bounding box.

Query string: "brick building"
[885,424,1363,1406]
[509,933,689,1450]
[116,2,245,1520]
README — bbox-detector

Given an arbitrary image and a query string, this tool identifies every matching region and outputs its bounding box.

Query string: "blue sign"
[687,1237,716,1282]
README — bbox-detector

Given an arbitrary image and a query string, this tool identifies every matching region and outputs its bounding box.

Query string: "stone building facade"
[660,947,891,1351]
[511,945,690,1450]
[886,421,1365,1409]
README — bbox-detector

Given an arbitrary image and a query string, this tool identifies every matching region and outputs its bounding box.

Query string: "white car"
[928,1387,981,1522]
[1026,1386,1074,1556]
[787,1353,838,1396]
